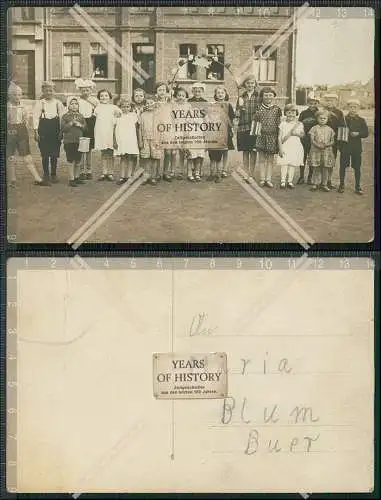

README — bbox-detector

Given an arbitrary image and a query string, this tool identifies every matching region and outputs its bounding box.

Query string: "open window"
[178,44,197,80]
[90,43,108,79]
[206,44,225,81]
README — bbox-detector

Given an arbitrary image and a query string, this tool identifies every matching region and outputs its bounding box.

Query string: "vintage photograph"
[6,6,375,244]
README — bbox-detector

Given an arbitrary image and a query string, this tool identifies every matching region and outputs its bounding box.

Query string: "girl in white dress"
[277,103,305,189]
[94,89,121,181]
[114,98,139,184]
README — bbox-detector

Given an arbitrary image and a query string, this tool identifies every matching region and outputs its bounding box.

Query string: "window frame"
[178,44,198,81]
[206,44,225,81]
[62,42,81,79]
[90,42,109,79]
[252,45,277,83]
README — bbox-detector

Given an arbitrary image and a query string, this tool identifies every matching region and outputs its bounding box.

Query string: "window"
[130,7,155,13]
[132,44,155,93]
[252,46,276,82]
[21,7,35,20]
[178,44,197,80]
[63,43,81,78]
[206,45,225,81]
[90,43,108,78]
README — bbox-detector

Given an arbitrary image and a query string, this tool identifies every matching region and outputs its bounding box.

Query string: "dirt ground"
[8,128,374,244]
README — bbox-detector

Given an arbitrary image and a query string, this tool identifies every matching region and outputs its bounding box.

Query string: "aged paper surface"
[9,258,374,492]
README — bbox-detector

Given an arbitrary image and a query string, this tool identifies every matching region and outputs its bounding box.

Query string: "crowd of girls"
[7,75,369,194]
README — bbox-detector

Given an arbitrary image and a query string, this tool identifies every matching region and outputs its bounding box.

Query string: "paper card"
[7,257,374,493]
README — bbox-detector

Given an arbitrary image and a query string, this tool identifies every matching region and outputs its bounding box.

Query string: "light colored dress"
[308,124,335,168]
[94,103,121,151]
[277,120,304,167]
[114,112,139,156]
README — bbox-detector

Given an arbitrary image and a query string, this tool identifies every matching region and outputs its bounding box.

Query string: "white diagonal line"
[235,4,311,84]
[71,174,148,248]
[255,4,311,58]
[235,167,315,247]
[69,5,149,84]
[70,419,145,498]
[70,4,149,80]
[232,170,314,250]
[67,169,145,247]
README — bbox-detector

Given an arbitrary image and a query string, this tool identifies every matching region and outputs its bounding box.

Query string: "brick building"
[10,6,296,103]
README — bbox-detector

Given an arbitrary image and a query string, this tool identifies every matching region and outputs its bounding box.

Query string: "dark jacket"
[344,113,369,153]
[61,111,86,144]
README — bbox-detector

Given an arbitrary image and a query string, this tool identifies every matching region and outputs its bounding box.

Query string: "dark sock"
[51,157,58,177]
[354,168,361,190]
[41,156,50,178]
[299,165,305,178]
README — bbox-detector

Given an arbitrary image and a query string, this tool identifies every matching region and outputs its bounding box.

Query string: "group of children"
[236,77,369,194]
[7,76,369,194]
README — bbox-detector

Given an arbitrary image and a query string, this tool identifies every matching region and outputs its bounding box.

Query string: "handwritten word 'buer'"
[245,429,320,455]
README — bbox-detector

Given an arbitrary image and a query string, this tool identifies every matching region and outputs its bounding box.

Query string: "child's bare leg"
[163,150,171,177]
[8,156,17,186]
[178,150,185,178]
[154,158,161,179]
[101,153,108,175]
[287,166,295,185]
[222,150,229,175]
[258,152,266,184]
[321,167,329,187]
[215,159,222,182]
[187,159,195,179]
[280,165,288,185]
[68,162,75,182]
[108,155,114,177]
[86,151,92,173]
[243,151,250,175]
[265,154,273,184]
[74,162,81,180]
[310,165,321,190]
[126,156,133,178]
[120,156,127,179]
[210,160,216,177]
[24,154,42,182]
[194,158,203,179]
[249,150,257,178]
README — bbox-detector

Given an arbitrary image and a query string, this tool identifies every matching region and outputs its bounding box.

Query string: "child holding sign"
[208,85,235,182]
[187,82,208,182]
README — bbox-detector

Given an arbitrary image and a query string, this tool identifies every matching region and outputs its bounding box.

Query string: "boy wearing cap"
[338,99,369,195]
[76,78,98,180]
[33,81,65,184]
[7,83,47,187]
[323,93,345,189]
[298,94,320,184]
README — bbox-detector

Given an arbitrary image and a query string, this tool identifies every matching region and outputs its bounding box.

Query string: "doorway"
[12,51,35,99]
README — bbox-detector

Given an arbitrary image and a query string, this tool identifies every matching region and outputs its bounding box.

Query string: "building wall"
[10,7,45,98]
[12,7,294,102]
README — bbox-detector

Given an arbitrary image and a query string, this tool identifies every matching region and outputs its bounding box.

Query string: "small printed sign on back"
[153,352,228,400]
